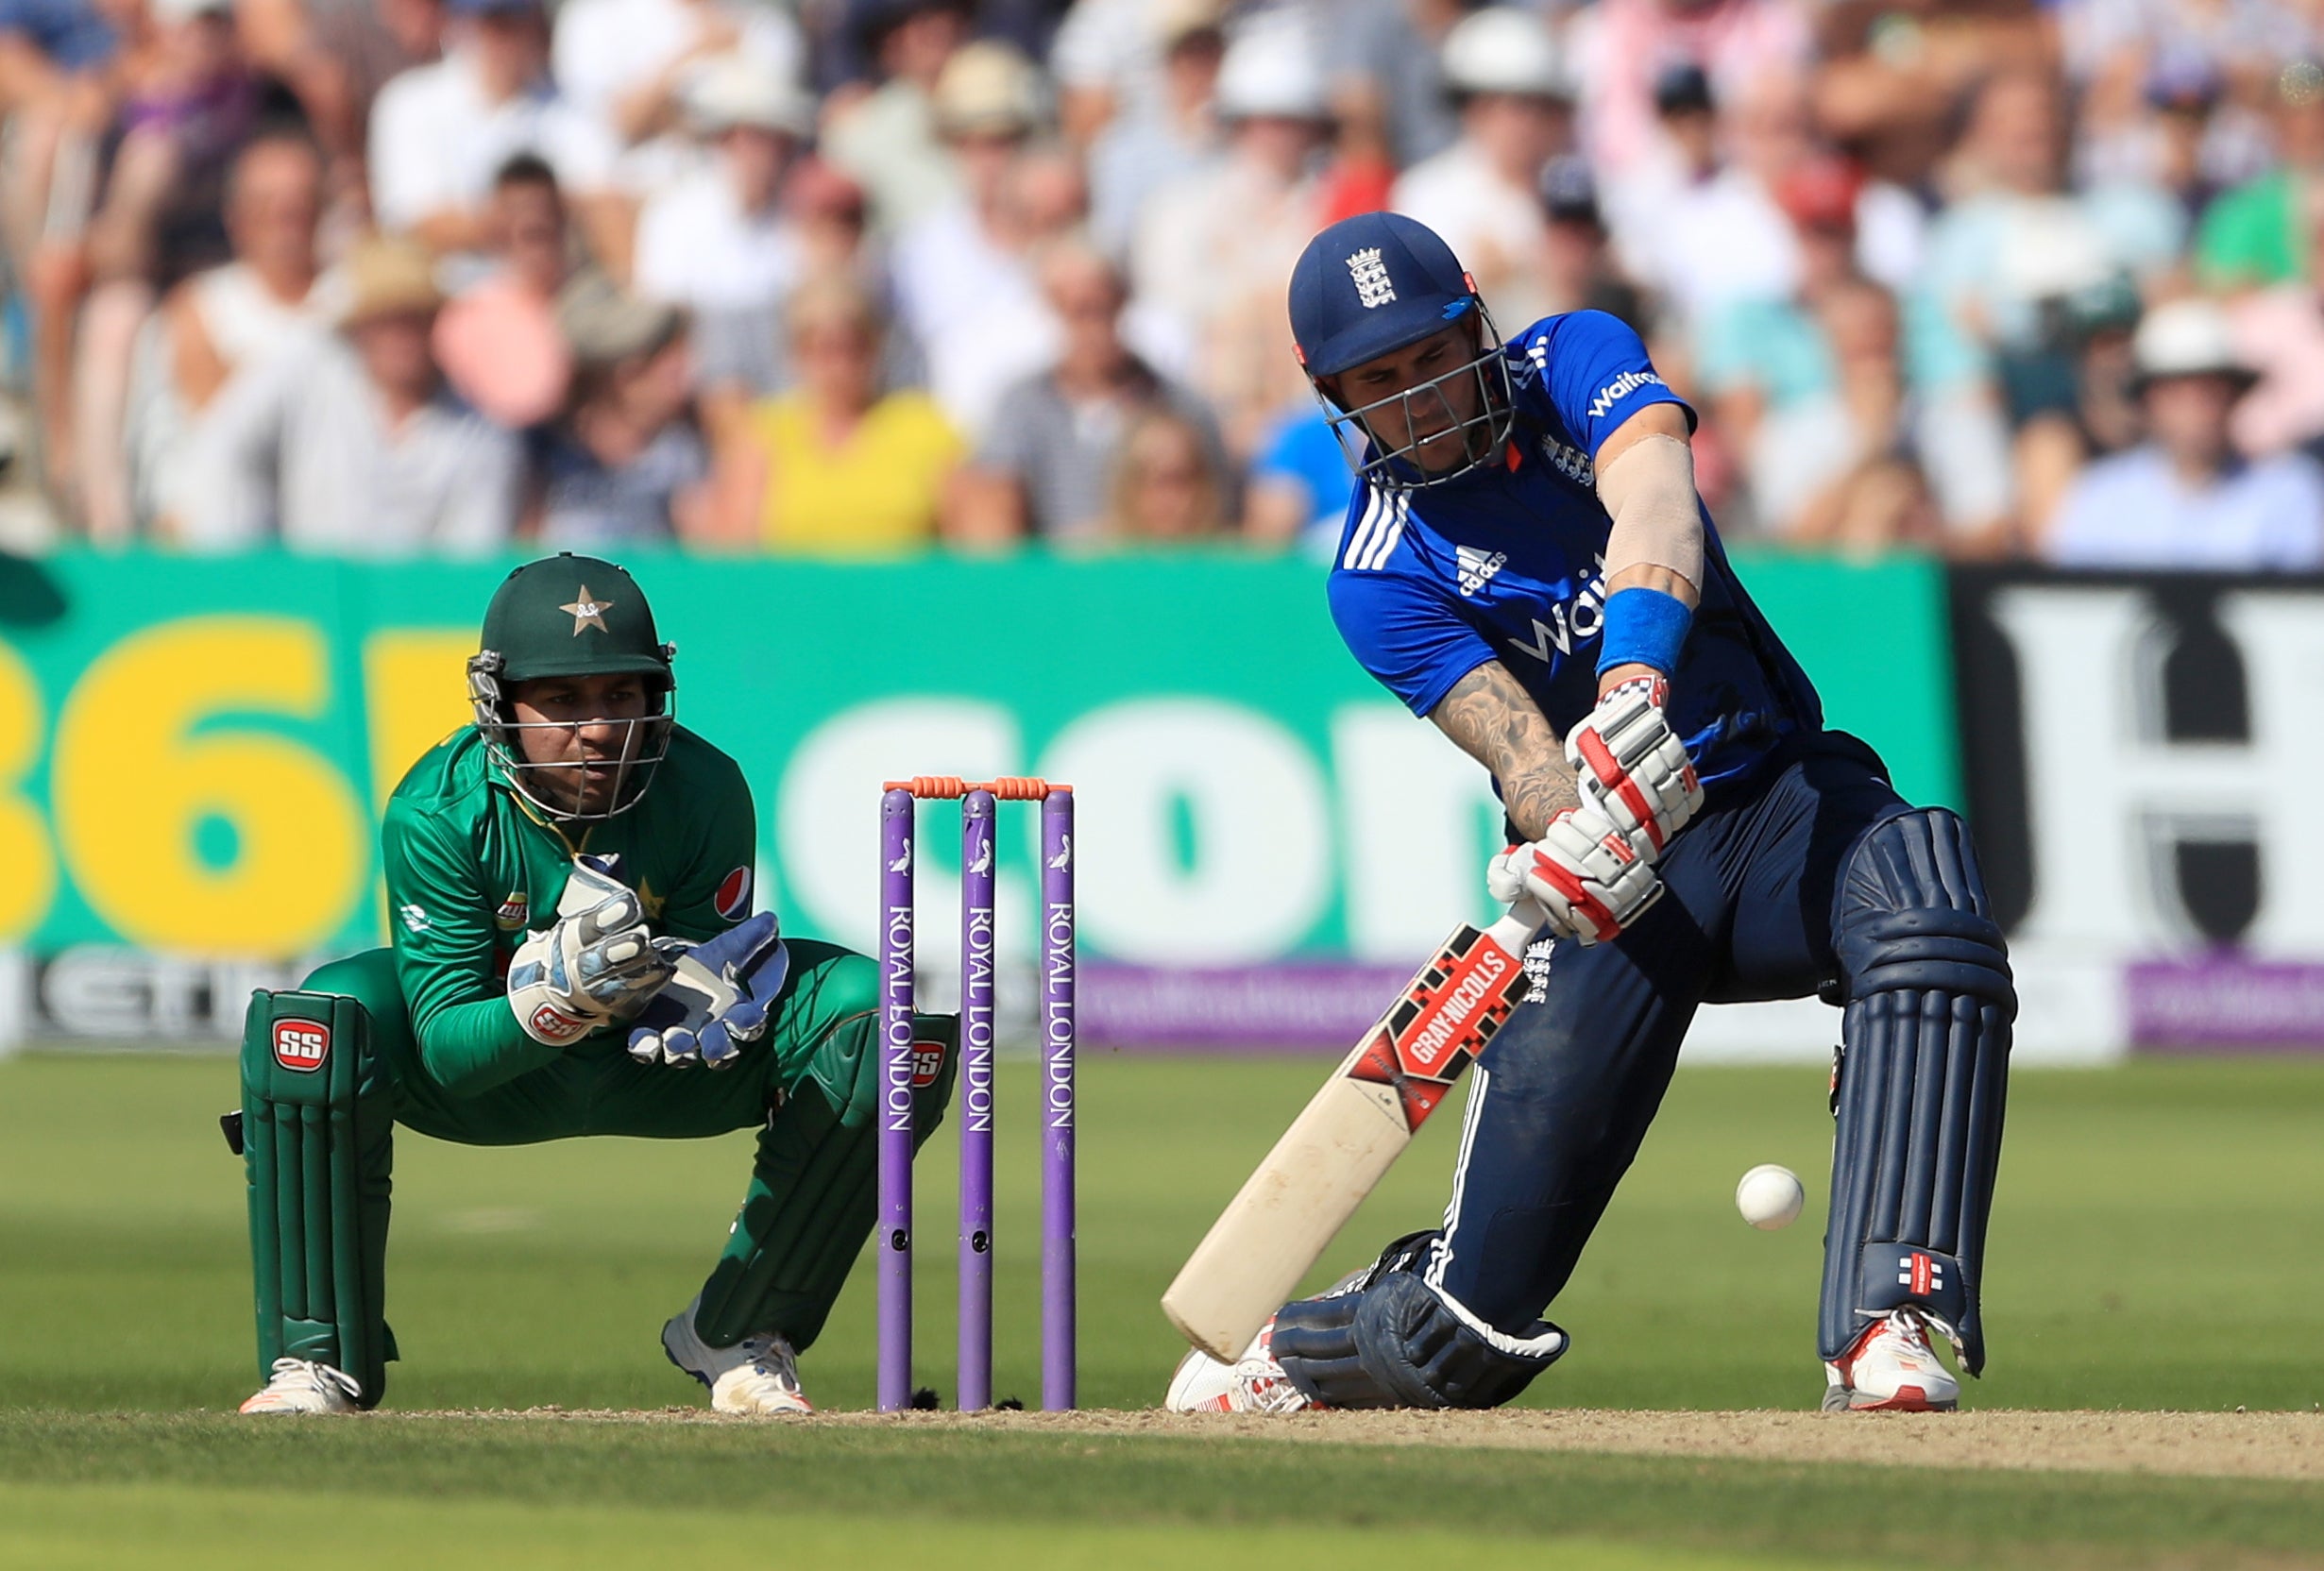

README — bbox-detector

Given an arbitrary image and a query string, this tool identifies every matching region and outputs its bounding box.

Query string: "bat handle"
[1489,896,1549,950]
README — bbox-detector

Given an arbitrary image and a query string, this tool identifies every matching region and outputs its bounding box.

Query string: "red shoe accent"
[1851,1384,1942,1412]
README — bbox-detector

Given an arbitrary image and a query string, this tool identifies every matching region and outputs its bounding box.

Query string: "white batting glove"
[508,857,675,1046]
[1487,805,1664,947]
[1564,675,1704,858]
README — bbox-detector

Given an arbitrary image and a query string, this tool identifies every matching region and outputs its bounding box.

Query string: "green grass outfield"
[3,1051,2321,1567]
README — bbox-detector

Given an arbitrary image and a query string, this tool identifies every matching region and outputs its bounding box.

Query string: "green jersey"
[381,725,757,1098]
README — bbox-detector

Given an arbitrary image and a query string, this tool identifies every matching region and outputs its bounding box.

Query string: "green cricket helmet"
[466,553,678,821]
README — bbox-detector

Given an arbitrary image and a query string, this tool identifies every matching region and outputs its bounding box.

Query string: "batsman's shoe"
[1823,1309,1959,1412]
[1165,1318,1315,1415]
[238,1357,362,1414]
[662,1301,813,1416]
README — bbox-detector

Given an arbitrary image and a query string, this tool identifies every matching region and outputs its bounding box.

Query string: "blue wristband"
[1596,586,1692,678]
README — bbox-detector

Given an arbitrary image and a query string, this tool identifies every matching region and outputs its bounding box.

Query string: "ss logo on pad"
[272,1022,331,1073]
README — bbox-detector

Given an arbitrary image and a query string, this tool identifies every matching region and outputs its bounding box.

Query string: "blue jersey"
[1326,311,1823,794]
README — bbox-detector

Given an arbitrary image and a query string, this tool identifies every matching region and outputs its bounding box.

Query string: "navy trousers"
[1430,730,1908,1327]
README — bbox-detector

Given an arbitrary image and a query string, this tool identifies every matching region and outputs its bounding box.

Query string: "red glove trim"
[1529,848,1620,937]
[1572,727,1665,852]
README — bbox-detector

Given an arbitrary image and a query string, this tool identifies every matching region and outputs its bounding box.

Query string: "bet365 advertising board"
[0,547,1955,1054]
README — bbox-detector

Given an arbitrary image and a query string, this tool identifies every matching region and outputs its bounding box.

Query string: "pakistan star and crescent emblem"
[560,585,613,635]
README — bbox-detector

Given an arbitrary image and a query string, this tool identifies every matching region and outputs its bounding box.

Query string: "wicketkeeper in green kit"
[234,552,957,1416]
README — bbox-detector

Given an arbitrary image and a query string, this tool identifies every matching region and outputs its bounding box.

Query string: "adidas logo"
[1456,545,1507,597]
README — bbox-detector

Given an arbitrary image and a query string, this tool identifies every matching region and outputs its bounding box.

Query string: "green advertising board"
[0,548,1955,966]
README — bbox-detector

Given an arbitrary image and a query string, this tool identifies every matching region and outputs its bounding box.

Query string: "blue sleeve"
[1517,311,1693,457]
[1328,563,1497,718]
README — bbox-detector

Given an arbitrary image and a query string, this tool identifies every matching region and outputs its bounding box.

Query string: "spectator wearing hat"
[433,154,580,430]
[2046,297,2324,567]
[2008,273,2148,536]
[551,0,801,194]
[634,54,811,402]
[1390,6,1572,329]
[1086,0,1221,259]
[955,237,1223,544]
[1132,11,1333,457]
[737,270,963,551]
[367,0,622,271]
[535,271,724,547]
[167,235,520,553]
[821,0,970,232]
[891,42,1090,437]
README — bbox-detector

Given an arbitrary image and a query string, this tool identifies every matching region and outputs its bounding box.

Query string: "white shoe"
[1823,1309,1960,1412]
[662,1296,813,1416]
[238,1357,361,1414]
[1166,1317,1316,1414]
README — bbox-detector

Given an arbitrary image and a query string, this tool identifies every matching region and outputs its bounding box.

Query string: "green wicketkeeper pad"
[241,989,396,1405]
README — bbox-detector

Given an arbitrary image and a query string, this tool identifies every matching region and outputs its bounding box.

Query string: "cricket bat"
[1161,899,1547,1362]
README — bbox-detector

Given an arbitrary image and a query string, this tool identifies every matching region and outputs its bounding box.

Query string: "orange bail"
[882,775,1074,800]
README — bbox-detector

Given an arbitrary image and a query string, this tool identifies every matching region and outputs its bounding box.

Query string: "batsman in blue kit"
[1170,212,2013,1414]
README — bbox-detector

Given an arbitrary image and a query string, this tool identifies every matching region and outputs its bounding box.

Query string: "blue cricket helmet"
[1288,211,1480,379]
[1288,211,1515,490]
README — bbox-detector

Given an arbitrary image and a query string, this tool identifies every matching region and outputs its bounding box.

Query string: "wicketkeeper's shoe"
[1823,1309,1960,1412]
[238,1357,362,1414]
[662,1297,813,1416]
[1165,1317,1316,1414]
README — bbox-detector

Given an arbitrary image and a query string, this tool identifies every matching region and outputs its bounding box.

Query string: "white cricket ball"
[1735,1163,1805,1230]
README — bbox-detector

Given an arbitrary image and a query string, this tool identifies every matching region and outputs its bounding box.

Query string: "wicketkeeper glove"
[1487,804,1664,947]
[1564,675,1704,858]
[507,856,675,1046]
[627,911,789,1070]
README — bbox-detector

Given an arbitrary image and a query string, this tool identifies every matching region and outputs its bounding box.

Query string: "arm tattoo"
[1427,661,1580,841]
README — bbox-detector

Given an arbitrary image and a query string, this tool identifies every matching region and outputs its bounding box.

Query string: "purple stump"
[958,789,997,1411]
[877,788,916,1413]
[1040,789,1077,1411]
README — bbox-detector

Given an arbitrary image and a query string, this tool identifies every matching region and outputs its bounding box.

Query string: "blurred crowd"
[2,0,2323,567]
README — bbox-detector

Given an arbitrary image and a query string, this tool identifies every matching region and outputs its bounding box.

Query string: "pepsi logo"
[273,1021,330,1073]
[715,866,752,921]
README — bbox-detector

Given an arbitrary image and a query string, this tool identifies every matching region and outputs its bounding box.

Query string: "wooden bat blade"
[1161,906,1539,1362]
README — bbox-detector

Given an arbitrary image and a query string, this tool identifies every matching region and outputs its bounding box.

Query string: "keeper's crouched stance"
[1169,215,2011,1416]
[234,555,957,1416]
